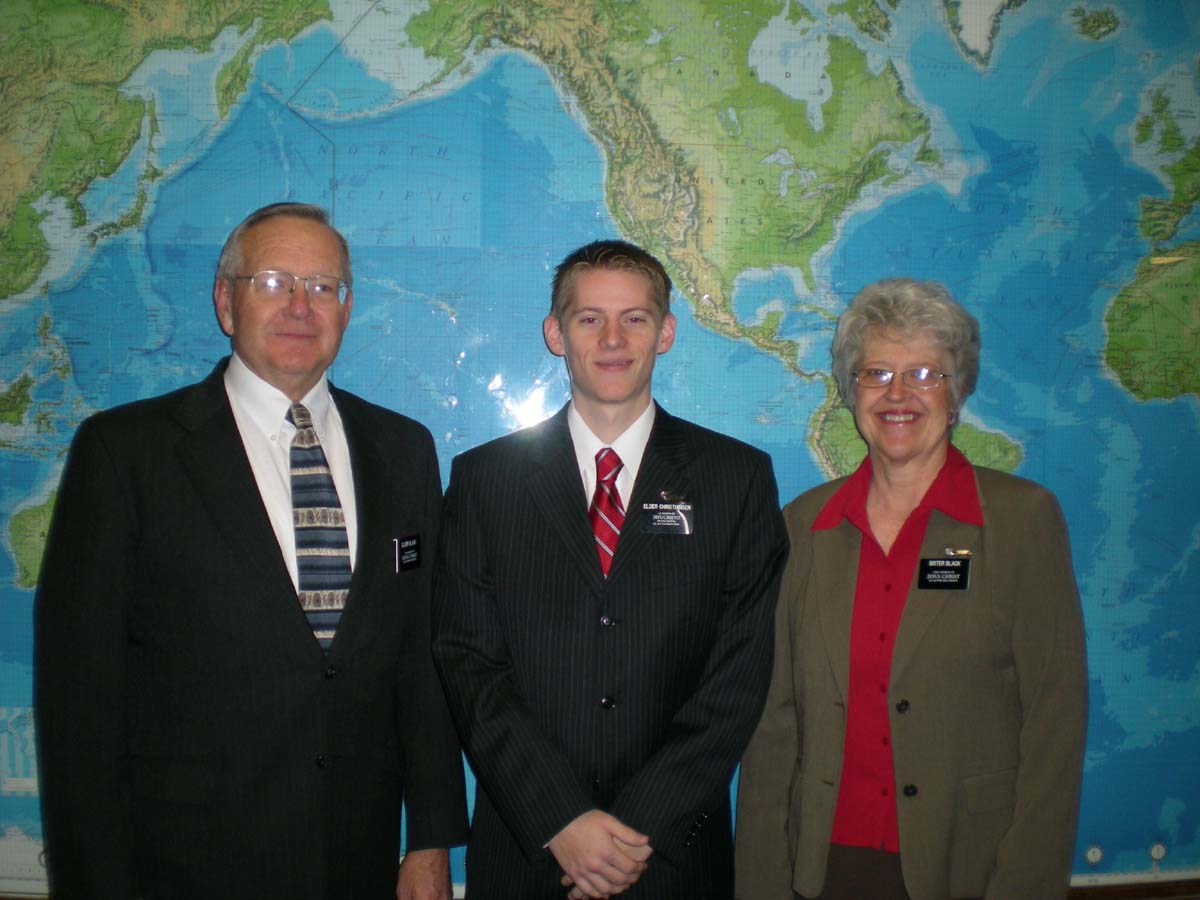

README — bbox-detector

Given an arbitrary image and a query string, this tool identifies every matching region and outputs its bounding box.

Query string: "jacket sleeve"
[431,454,595,860]
[733,501,809,899]
[608,451,789,865]
[393,426,469,852]
[34,418,140,899]
[985,487,1088,900]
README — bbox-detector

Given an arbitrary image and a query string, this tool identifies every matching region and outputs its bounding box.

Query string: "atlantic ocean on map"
[1,0,1197,889]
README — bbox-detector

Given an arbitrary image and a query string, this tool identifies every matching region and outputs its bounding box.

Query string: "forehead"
[567,267,657,311]
[239,216,342,269]
[861,328,950,364]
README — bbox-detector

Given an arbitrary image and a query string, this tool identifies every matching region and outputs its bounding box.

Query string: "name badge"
[918,557,970,590]
[395,534,421,572]
[641,501,694,535]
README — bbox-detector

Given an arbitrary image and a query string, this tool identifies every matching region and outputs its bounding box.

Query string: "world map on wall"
[1,0,1198,890]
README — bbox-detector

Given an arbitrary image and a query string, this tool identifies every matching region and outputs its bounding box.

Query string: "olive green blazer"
[735,465,1087,900]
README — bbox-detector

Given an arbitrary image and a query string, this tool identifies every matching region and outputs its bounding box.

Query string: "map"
[2,0,1198,890]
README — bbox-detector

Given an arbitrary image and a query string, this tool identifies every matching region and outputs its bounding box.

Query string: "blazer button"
[903,784,918,797]
[600,615,616,628]
[592,778,601,794]
[600,696,615,709]
[324,665,339,680]
[315,754,328,768]
[895,699,910,713]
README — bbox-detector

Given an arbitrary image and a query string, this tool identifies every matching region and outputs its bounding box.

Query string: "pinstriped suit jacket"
[433,403,788,899]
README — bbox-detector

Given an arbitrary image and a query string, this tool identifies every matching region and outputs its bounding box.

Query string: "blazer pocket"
[949,768,1018,894]
[963,768,1017,813]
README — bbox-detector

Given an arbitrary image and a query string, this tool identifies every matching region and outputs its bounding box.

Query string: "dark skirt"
[814,844,911,900]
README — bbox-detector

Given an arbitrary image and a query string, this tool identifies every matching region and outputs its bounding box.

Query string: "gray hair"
[831,278,980,413]
[215,202,352,286]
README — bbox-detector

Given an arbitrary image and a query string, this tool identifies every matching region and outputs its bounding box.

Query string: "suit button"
[315,755,328,768]
[903,784,918,797]
[600,696,615,709]
[324,665,339,680]
[600,615,616,627]
[592,778,601,794]
[895,699,910,713]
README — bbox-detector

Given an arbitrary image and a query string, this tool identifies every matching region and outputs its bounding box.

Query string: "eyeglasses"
[231,270,349,305]
[854,367,951,390]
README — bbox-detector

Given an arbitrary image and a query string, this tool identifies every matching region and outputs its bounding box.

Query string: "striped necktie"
[287,403,351,652]
[589,447,625,578]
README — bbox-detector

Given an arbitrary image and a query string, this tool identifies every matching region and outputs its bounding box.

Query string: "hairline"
[216,202,353,288]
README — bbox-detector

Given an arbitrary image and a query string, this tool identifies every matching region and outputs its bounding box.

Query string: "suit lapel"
[326,388,393,657]
[610,405,691,582]
[812,521,861,701]
[172,363,316,650]
[526,408,606,588]
[890,509,983,685]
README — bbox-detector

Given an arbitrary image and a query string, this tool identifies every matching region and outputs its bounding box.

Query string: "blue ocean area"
[4,0,1198,880]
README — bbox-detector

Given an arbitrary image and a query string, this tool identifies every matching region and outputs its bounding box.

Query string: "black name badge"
[395,534,421,572]
[641,501,694,535]
[918,557,970,590]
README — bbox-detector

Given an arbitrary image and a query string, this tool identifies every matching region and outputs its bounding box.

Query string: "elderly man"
[433,239,788,899]
[35,202,467,900]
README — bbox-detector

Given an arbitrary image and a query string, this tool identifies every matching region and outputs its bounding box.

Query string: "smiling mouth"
[881,412,918,423]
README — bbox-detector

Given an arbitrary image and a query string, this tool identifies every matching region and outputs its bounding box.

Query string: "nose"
[600,319,624,347]
[883,372,908,401]
[284,281,314,317]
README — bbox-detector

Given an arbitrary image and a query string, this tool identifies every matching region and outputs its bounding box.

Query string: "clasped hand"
[549,809,653,899]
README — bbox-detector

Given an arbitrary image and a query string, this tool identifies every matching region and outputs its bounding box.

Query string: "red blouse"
[812,446,983,851]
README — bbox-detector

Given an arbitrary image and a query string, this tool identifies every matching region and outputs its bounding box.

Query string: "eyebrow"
[571,305,656,316]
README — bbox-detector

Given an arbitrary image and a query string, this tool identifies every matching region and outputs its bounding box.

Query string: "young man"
[35,203,467,900]
[433,240,788,899]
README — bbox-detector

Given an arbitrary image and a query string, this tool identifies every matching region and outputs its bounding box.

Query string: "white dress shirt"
[224,353,358,592]
[568,400,656,509]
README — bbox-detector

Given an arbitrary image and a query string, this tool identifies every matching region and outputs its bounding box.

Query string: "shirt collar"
[224,352,334,439]
[812,444,984,532]
[568,400,656,480]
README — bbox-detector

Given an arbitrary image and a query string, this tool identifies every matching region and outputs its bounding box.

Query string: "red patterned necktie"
[589,448,625,577]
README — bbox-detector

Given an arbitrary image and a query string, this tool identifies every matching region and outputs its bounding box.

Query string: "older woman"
[735,279,1087,900]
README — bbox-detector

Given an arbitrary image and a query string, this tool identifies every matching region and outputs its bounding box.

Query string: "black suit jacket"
[432,404,788,899]
[34,359,467,900]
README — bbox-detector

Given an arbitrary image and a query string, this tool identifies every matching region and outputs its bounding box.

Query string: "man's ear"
[656,312,677,354]
[214,277,235,337]
[543,314,566,357]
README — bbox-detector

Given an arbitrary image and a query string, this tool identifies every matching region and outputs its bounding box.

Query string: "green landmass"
[39,314,72,381]
[1071,6,1119,40]
[91,186,149,243]
[1104,245,1200,401]
[747,309,786,344]
[0,375,35,427]
[1140,197,1192,245]
[808,385,1023,480]
[829,0,892,41]
[9,494,55,590]
[1131,88,1200,245]
[1106,83,1200,402]
[0,0,332,300]
[405,0,932,379]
